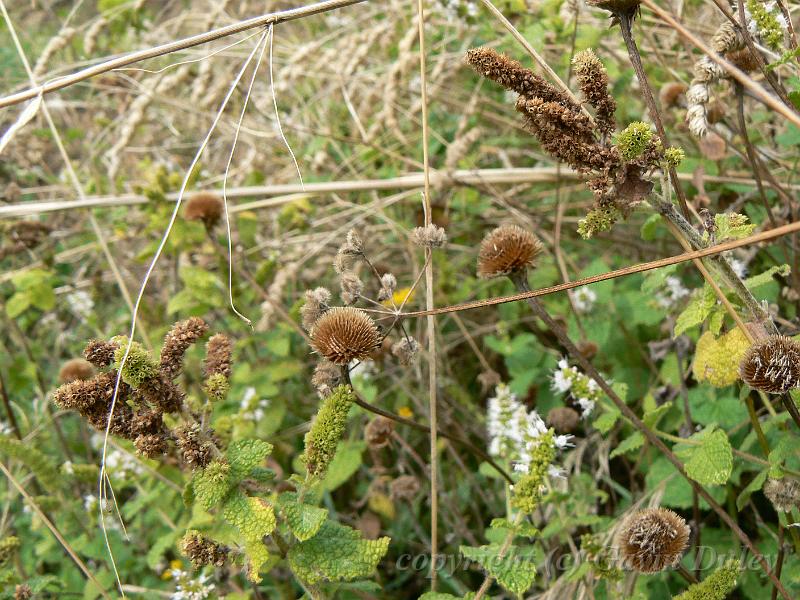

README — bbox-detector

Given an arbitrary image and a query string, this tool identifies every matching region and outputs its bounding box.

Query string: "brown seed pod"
[184,192,223,228]
[547,407,581,433]
[204,333,232,378]
[764,477,800,513]
[365,417,394,449]
[58,358,95,383]
[310,307,381,365]
[160,317,208,380]
[739,335,800,394]
[659,82,687,108]
[83,339,119,368]
[616,507,690,573]
[477,225,543,279]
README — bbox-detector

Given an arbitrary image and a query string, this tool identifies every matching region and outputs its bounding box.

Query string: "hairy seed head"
[184,192,224,227]
[59,358,95,384]
[739,335,800,394]
[477,225,543,279]
[310,307,381,365]
[616,507,690,573]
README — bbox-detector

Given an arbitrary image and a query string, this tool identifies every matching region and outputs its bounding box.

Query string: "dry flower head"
[310,307,381,365]
[477,225,543,278]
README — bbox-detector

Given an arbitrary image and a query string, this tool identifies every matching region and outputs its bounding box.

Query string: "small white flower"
[555,434,575,449]
[572,286,597,313]
[552,369,573,393]
[548,465,566,479]
[577,397,596,418]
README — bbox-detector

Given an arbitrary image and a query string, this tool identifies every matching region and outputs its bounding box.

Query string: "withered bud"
[764,477,800,513]
[739,335,800,394]
[204,334,232,379]
[59,358,95,384]
[477,370,502,393]
[180,530,229,568]
[175,423,216,470]
[477,225,544,279]
[547,407,581,433]
[84,339,119,368]
[365,417,394,449]
[390,475,421,501]
[134,433,169,458]
[659,82,687,109]
[572,49,616,135]
[391,337,420,366]
[14,585,32,600]
[616,507,690,573]
[586,0,641,20]
[310,307,381,365]
[8,220,52,249]
[577,340,599,361]
[377,273,398,302]
[160,317,209,380]
[301,287,332,331]
[411,224,447,248]
[312,360,343,398]
[184,192,224,228]
[340,271,364,305]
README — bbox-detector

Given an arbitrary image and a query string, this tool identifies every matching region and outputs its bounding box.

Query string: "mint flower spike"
[302,384,355,480]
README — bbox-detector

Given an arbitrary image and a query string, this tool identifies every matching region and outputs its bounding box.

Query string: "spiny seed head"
[616,507,690,573]
[59,358,95,383]
[477,225,543,279]
[763,477,800,513]
[160,317,208,380]
[739,335,800,394]
[184,192,224,227]
[310,307,381,365]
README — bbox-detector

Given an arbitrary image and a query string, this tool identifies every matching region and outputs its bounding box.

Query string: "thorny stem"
[616,13,689,219]
[509,273,792,599]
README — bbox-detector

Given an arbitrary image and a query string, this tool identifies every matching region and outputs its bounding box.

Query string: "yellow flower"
[692,328,750,387]
[397,406,413,419]
[383,287,415,308]
[162,559,183,580]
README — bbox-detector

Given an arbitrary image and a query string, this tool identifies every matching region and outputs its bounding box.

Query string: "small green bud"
[112,336,158,388]
[203,372,229,403]
[577,204,623,240]
[302,385,355,480]
[616,121,654,161]
[664,146,685,167]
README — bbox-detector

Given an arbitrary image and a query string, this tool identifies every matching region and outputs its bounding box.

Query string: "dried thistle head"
[411,224,447,248]
[547,407,581,433]
[616,507,690,573]
[365,416,394,449]
[312,360,343,398]
[764,477,800,513]
[184,192,224,228]
[477,225,543,279]
[391,337,420,366]
[739,335,800,394]
[334,229,364,273]
[134,433,169,458]
[377,273,398,302]
[310,307,381,365]
[160,317,208,380]
[340,271,364,305]
[58,358,95,383]
[301,287,332,331]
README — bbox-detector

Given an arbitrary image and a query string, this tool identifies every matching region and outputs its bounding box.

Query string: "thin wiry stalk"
[415,0,440,588]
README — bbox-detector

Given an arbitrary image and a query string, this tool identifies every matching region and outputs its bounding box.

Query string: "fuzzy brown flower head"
[365,417,394,449]
[83,339,119,368]
[616,507,690,573]
[477,225,543,279]
[659,82,687,108]
[204,333,232,378]
[59,358,95,384]
[184,192,223,227]
[175,423,215,470]
[301,287,332,331]
[572,49,616,135]
[160,317,208,380]
[310,307,381,365]
[547,407,581,433]
[180,530,229,569]
[739,335,800,394]
[312,360,342,398]
[134,433,169,458]
[14,584,32,600]
[764,477,800,513]
[390,475,420,501]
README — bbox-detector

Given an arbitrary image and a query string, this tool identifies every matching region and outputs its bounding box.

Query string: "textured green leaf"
[674,285,715,336]
[610,432,644,459]
[736,470,768,511]
[242,538,278,583]
[713,213,755,242]
[460,543,537,596]
[191,460,232,510]
[0,437,60,491]
[5,292,30,318]
[226,439,272,483]
[278,492,328,541]
[222,490,276,543]
[744,264,790,291]
[593,409,619,434]
[676,427,732,485]
[288,520,389,585]
[643,402,673,428]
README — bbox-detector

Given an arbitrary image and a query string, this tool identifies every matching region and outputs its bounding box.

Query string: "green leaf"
[288,520,390,585]
[593,408,619,434]
[5,292,30,318]
[736,470,768,511]
[277,492,328,541]
[226,439,272,483]
[0,437,60,491]
[744,264,790,291]
[714,213,755,242]
[610,432,644,459]
[222,489,276,543]
[674,285,715,336]
[643,402,673,428]
[321,440,365,491]
[242,538,278,583]
[191,461,232,510]
[675,427,733,485]
[460,543,537,596]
